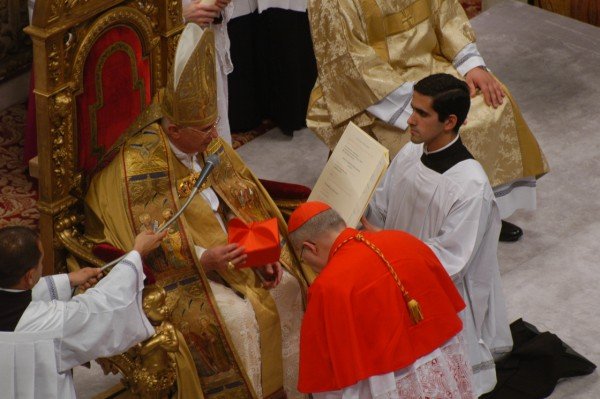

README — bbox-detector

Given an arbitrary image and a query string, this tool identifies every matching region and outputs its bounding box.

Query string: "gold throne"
[26,0,186,396]
[25,0,184,275]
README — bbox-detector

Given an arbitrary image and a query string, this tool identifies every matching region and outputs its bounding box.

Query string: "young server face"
[408,92,457,152]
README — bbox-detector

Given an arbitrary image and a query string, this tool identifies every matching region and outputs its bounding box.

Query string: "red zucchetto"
[287,201,331,233]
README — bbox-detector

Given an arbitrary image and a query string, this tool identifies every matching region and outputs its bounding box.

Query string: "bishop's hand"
[465,66,505,108]
[215,0,231,9]
[183,2,221,26]
[201,243,247,272]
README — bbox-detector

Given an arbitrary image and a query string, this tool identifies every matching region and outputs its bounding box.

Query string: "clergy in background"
[227,0,317,136]
[307,0,548,241]
[288,201,475,398]
[0,226,164,399]
[364,73,512,396]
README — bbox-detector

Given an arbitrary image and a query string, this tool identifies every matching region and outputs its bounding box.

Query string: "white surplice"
[0,251,154,399]
[366,142,513,396]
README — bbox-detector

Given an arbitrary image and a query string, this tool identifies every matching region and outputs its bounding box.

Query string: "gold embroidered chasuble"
[307,0,548,187]
[86,123,308,399]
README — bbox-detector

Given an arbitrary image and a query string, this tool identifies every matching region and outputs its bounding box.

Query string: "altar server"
[365,73,513,395]
[0,226,164,399]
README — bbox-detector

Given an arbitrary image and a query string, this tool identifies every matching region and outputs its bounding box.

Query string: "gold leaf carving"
[48,42,61,85]
[133,0,159,30]
[64,0,93,9]
[167,33,180,73]
[168,0,181,25]
[50,93,74,194]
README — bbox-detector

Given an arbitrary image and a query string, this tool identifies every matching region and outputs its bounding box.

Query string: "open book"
[308,122,389,227]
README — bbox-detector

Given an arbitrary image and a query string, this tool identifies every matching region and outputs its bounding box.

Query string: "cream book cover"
[308,122,389,227]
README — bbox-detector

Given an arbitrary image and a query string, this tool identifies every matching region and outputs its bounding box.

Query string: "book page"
[308,123,389,227]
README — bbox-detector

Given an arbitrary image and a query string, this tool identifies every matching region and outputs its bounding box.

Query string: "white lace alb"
[313,335,475,399]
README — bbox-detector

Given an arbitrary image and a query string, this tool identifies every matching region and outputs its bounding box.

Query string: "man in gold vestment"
[307,0,549,240]
[85,24,308,399]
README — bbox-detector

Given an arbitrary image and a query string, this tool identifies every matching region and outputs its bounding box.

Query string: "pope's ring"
[227,261,235,271]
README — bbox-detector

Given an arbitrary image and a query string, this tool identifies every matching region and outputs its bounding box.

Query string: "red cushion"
[259,179,311,200]
[93,243,156,285]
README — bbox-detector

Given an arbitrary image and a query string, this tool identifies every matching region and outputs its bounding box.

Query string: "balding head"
[288,208,346,274]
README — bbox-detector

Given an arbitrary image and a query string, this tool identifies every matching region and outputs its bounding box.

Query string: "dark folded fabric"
[481,319,596,399]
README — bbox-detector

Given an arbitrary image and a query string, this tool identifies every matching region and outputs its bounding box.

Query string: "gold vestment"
[86,123,309,398]
[307,0,548,187]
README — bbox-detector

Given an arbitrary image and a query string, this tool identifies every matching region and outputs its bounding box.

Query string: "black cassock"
[227,8,317,134]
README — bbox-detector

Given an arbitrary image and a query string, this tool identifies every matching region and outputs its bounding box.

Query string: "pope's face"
[170,118,219,154]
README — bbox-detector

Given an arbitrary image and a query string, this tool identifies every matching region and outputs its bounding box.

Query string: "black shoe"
[500,220,523,242]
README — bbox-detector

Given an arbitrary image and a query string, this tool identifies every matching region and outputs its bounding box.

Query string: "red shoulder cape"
[298,228,465,393]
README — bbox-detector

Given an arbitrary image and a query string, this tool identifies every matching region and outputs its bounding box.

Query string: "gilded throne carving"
[25,0,184,273]
[26,0,186,396]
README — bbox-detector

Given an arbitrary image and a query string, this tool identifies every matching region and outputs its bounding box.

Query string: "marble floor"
[75,1,600,397]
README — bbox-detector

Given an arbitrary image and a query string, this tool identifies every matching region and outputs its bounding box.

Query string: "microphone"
[155,152,221,234]
[191,153,220,192]
[100,153,221,271]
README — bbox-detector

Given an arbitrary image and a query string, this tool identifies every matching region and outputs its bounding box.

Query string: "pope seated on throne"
[84,23,309,399]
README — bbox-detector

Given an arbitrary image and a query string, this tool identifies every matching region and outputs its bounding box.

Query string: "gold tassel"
[339,233,425,325]
[407,298,424,324]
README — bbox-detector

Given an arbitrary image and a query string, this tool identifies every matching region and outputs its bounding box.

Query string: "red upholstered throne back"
[77,25,152,174]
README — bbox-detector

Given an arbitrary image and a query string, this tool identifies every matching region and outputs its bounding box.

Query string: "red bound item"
[227,218,281,268]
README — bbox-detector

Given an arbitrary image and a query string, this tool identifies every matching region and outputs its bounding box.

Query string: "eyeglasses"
[299,246,305,262]
[187,117,220,135]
